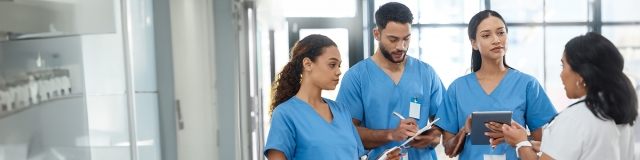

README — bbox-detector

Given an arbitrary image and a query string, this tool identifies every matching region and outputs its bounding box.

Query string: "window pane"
[545,0,588,22]
[407,28,420,59]
[418,27,469,88]
[505,27,544,87]
[602,25,640,91]
[602,26,640,47]
[374,0,419,24]
[417,0,482,24]
[491,0,544,23]
[544,26,589,111]
[602,0,640,22]
[283,0,356,18]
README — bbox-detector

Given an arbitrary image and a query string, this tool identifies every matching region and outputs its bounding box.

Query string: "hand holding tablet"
[470,111,512,145]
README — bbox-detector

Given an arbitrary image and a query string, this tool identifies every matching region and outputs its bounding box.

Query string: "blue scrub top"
[434,69,558,160]
[337,57,446,160]
[264,97,365,160]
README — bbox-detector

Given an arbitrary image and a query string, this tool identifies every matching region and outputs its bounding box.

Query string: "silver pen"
[392,112,405,120]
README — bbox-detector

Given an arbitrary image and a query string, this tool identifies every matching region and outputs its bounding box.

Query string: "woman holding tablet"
[264,34,401,160]
[502,32,637,160]
[433,10,558,160]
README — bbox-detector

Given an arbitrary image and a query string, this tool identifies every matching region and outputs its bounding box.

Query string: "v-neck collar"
[471,69,511,96]
[367,58,411,87]
[292,97,336,125]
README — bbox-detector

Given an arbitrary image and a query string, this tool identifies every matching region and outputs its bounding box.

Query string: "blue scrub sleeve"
[264,108,296,160]
[334,101,366,157]
[524,79,558,132]
[434,84,460,135]
[351,120,366,157]
[336,70,365,121]
[428,69,446,117]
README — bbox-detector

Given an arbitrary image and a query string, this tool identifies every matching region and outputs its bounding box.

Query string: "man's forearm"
[429,136,441,148]
[427,126,442,148]
[355,126,393,149]
[428,116,440,147]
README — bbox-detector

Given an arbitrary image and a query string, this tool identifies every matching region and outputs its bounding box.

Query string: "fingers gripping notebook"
[400,118,441,147]
[377,118,441,160]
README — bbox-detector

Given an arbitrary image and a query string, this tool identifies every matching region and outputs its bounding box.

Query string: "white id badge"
[409,97,420,119]
[483,154,506,160]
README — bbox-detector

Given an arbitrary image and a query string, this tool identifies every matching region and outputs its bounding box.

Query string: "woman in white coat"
[501,32,637,160]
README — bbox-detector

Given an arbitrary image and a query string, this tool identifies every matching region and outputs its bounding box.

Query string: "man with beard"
[336,2,446,160]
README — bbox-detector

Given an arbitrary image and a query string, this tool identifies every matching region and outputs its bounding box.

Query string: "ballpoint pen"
[392,111,405,120]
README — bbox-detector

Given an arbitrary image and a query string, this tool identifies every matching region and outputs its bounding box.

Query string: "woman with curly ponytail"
[264,34,401,160]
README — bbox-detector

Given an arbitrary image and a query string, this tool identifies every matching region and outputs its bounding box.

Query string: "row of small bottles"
[0,69,72,114]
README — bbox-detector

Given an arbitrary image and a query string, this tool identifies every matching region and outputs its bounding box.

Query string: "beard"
[379,43,406,63]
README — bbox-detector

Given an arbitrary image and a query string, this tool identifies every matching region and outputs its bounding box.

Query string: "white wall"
[0,0,115,36]
[168,0,218,160]
[0,1,72,34]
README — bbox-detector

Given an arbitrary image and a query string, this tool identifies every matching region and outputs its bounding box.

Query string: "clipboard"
[377,118,440,159]
[400,118,440,147]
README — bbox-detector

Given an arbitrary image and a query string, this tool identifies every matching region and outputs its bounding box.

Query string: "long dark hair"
[468,10,511,72]
[269,34,337,117]
[564,32,638,125]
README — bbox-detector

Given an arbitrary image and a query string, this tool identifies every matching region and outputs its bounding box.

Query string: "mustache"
[391,50,406,54]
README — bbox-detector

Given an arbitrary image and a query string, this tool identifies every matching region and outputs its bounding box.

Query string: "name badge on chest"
[483,154,506,160]
[409,96,420,119]
[484,145,507,160]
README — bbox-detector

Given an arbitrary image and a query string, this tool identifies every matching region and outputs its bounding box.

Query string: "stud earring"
[576,81,586,89]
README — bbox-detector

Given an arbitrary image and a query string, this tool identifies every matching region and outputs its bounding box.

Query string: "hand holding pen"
[390,112,418,142]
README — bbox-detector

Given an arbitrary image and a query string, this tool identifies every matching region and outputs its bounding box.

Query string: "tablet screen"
[470,111,512,145]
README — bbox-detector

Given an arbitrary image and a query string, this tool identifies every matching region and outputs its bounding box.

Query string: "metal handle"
[176,100,184,130]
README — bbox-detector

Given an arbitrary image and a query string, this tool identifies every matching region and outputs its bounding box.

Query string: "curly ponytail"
[269,34,337,117]
[269,60,303,117]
